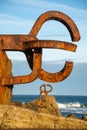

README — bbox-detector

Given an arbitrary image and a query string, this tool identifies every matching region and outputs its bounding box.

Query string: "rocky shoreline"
[0,96,87,129]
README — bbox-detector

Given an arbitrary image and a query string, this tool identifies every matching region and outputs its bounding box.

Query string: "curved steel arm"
[39,61,73,82]
[29,11,80,41]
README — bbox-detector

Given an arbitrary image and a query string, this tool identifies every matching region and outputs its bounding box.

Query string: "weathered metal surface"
[0,11,80,103]
[0,11,80,85]
[39,84,52,101]
[0,51,13,104]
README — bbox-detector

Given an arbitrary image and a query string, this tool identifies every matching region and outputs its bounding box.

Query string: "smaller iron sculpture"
[0,11,80,104]
[39,84,52,101]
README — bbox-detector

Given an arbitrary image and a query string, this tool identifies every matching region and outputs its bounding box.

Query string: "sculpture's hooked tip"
[29,10,81,43]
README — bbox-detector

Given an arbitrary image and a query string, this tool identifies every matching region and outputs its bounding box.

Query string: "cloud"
[0,13,34,34]
[7,0,87,29]
[10,0,87,14]
[2,0,87,23]
[0,0,87,62]
[0,13,19,20]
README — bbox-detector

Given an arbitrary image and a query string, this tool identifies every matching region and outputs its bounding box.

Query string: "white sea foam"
[57,103,67,108]
[57,102,86,109]
[57,102,87,115]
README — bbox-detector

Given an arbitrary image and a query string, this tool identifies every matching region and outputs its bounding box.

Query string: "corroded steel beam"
[0,37,77,51]
[0,35,37,51]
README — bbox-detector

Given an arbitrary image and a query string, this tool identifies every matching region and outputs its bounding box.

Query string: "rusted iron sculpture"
[0,11,80,104]
[39,84,52,101]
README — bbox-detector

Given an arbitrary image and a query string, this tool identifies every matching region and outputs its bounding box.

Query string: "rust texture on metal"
[0,11,80,103]
[39,84,52,101]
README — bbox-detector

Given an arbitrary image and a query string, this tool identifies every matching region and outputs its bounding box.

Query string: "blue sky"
[0,0,87,62]
[0,0,87,96]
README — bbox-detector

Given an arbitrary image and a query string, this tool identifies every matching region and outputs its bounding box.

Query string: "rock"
[9,101,23,107]
[0,105,87,129]
[67,114,77,118]
[23,96,61,116]
[0,51,13,104]
[82,115,87,121]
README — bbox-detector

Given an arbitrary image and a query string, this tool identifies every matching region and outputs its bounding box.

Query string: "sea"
[12,95,87,119]
[11,60,87,119]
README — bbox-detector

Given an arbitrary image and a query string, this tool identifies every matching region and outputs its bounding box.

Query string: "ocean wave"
[57,102,86,108]
[57,102,87,115]
[60,108,87,115]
